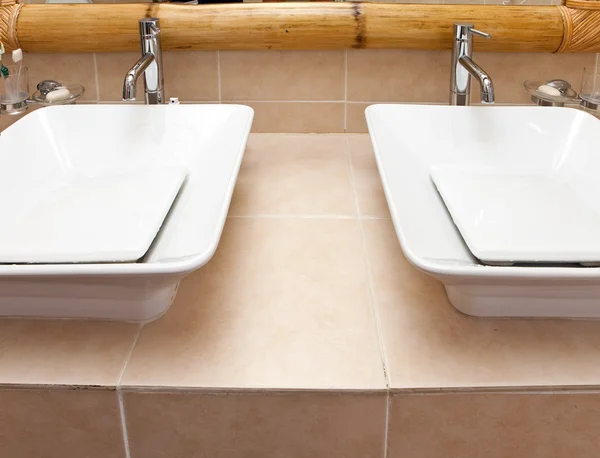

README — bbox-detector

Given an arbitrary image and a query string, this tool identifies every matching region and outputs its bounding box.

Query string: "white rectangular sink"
[0,104,253,321]
[367,104,600,318]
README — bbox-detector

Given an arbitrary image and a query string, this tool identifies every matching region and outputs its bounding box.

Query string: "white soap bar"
[537,84,561,97]
[46,87,71,102]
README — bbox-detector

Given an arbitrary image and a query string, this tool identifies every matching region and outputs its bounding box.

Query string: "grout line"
[3,382,600,395]
[217,51,222,103]
[92,53,100,103]
[118,391,132,458]
[117,324,143,387]
[343,49,348,133]
[384,391,391,458]
[345,139,390,387]
[355,218,391,382]
[221,99,345,104]
[116,325,142,458]
[119,385,388,395]
[345,136,392,458]
[346,137,362,219]
[228,214,389,220]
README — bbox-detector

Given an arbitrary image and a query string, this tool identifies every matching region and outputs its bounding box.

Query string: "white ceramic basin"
[0,104,253,321]
[367,104,600,318]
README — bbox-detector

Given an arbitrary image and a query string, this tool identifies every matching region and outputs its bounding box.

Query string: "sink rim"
[0,103,254,278]
[367,103,600,282]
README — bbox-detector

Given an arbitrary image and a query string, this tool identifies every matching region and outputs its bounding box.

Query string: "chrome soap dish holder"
[523,79,579,107]
[31,80,85,106]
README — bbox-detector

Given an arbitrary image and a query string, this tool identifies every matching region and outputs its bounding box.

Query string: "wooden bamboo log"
[12,3,566,53]
[1,2,598,53]
[361,3,563,51]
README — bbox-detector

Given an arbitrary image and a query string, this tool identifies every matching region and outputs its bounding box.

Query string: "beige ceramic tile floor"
[121,134,386,390]
[2,134,600,393]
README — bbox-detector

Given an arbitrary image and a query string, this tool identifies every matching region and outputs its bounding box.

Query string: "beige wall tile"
[346,101,371,133]
[362,218,600,389]
[26,52,97,102]
[163,51,219,101]
[229,134,356,216]
[0,320,138,386]
[98,50,217,102]
[122,218,385,390]
[388,392,600,458]
[239,101,345,133]
[96,52,142,101]
[347,50,450,103]
[0,389,124,458]
[347,134,390,218]
[125,391,386,458]
[220,51,345,101]
[98,51,216,102]
[472,52,595,104]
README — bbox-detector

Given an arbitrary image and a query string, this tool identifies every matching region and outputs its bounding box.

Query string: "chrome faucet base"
[123,18,165,105]
[145,91,163,105]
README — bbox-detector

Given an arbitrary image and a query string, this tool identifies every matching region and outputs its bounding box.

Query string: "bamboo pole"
[11,3,568,53]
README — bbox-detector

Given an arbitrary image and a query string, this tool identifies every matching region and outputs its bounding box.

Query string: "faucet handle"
[139,18,161,38]
[468,27,491,39]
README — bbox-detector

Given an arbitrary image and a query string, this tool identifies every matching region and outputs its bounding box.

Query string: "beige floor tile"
[472,52,595,104]
[388,392,600,458]
[346,102,370,133]
[220,50,345,101]
[122,218,385,390]
[0,389,124,458]
[26,53,97,102]
[229,134,356,216]
[125,391,386,458]
[347,50,450,103]
[163,51,219,101]
[347,135,390,218]
[362,219,600,389]
[236,101,345,133]
[0,320,138,386]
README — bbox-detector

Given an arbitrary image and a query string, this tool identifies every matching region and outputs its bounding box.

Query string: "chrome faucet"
[450,24,495,106]
[123,18,165,104]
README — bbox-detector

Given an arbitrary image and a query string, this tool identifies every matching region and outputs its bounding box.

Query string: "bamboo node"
[558,5,600,52]
[0,3,21,51]
[565,0,600,9]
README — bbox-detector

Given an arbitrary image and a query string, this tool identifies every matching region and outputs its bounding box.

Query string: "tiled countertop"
[2,133,600,391]
[4,134,600,458]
